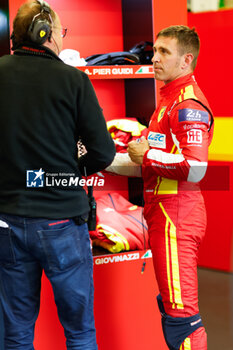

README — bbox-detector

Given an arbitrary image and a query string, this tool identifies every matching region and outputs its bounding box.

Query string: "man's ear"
[181,53,194,70]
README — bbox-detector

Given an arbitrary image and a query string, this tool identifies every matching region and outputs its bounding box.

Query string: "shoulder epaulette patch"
[178,85,197,103]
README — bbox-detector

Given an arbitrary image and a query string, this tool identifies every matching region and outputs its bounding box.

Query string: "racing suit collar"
[160,73,195,97]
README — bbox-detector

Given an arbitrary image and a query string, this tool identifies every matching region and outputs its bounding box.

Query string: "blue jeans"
[0,213,97,350]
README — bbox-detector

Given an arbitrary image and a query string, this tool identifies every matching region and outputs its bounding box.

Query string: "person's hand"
[127,136,150,165]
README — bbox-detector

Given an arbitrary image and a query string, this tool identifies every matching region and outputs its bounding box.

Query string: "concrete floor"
[198,268,233,350]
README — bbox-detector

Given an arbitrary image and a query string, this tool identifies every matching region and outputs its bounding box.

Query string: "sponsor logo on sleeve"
[183,123,206,131]
[187,129,202,144]
[178,108,209,123]
[148,132,166,149]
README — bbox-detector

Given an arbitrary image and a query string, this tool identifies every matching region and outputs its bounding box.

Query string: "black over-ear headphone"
[28,0,53,45]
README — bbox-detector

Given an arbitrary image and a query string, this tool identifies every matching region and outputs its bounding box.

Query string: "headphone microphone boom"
[28,0,53,45]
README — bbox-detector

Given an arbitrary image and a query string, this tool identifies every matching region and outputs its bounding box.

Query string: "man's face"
[52,14,63,54]
[152,36,186,84]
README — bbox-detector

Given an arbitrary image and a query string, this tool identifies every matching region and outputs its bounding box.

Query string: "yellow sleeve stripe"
[170,144,177,154]
[159,202,184,310]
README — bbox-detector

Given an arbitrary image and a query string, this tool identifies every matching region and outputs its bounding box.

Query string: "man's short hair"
[12,0,56,46]
[157,25,200,70]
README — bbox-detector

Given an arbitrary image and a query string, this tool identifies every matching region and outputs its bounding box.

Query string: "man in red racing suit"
[128,26,214,350]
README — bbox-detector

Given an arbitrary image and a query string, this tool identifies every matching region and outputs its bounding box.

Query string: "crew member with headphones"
[11,0,63,54]
[0,1,115,349]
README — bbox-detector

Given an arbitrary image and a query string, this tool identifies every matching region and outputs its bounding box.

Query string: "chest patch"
[148,132,166,149]
[158,107,167,122]
[178,108,209,123]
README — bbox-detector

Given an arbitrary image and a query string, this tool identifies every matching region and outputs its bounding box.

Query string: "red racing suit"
[142,73,214,350]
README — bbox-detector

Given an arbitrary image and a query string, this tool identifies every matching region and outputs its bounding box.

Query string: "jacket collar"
[13,42,62,62]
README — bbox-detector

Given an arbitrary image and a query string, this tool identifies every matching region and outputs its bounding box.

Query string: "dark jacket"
[0,43,115,218]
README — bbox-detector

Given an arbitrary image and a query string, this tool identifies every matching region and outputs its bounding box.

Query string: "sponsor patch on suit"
[178,108,209,124]
[148,132,166,149]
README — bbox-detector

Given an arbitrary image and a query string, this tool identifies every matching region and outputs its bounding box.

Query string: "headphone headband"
[36,0,51,14]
